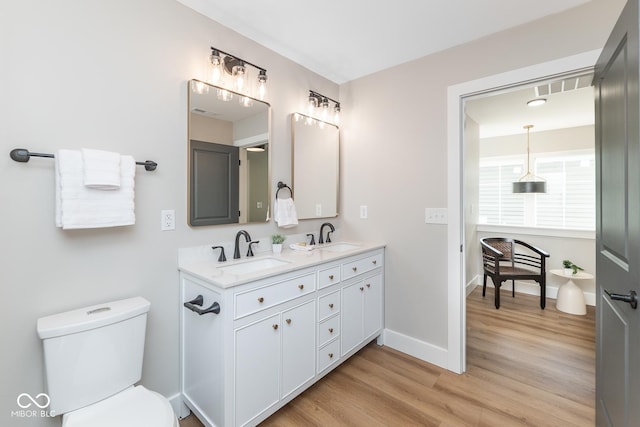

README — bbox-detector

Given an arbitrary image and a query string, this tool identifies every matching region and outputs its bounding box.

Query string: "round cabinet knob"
[329,275,334,280]
[258,297,264,303]
[352,267,358,272]
[329,328,334,333]
[372,260,377,265]
[328,353,334,358]
[298,284,304,290]
[286,318,292,324]
[272,324,279,330]
[366,283,371,288]
[329,303,334,309]
[360,287,364,291]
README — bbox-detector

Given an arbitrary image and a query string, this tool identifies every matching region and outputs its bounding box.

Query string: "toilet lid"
[63,385,177,427]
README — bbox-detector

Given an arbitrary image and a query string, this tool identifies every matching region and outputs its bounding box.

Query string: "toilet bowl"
[63,385,177,427]
[37,297,178,427]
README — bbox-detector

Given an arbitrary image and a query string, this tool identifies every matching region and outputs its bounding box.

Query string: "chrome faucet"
[234,230,252,259]
[318,222,335,244]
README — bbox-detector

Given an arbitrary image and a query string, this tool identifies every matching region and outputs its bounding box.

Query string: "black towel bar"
[9,148,158,171]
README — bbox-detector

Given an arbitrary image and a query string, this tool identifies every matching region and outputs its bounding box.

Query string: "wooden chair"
[480,237,550,309]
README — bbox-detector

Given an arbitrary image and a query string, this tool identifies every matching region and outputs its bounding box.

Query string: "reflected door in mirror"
[190,140,239,226]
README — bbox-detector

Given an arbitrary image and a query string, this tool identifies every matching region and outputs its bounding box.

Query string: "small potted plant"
[271,234,286,254]
[563,260,583,275]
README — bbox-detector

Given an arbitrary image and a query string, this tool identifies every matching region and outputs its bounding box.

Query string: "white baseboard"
[168,392,191,419]
[466,275,479,297]
[383,329,448,370]
[478,280,596,306]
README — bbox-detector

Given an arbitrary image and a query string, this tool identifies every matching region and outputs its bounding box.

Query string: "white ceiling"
[465,73,595,138]
[176,0,590,84]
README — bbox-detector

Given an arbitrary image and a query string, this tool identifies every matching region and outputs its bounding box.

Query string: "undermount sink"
[319,242,361,253]
[218,257,291,275]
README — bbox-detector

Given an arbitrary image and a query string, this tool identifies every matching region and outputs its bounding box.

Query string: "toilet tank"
[37,297,151,416]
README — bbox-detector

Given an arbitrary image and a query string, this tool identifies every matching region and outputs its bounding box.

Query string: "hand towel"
[273,197,298,228]
[55,149,136,229]
[81,148,121,190]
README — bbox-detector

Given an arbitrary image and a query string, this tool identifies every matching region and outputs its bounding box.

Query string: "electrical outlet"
[161,209,175,231]
[257,201,263,209]
[425,208,447,224]
[316,204,322,216]
[360,205,368,219]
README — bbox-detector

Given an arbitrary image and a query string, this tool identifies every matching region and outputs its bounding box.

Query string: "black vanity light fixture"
[209,47,268,102]
[307,90,340,125]
[513,124,547,193]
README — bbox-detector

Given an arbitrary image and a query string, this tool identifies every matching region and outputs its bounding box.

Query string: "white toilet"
[37,296,178,427]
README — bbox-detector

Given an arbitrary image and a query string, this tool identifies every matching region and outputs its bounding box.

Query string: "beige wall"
[189,114,233,144]
[1,1,339,424]
[480,125,595,157]
[339,0,624,351]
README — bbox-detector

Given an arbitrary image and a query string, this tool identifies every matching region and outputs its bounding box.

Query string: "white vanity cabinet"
[180,246,384,427]
[235,300,316,426]
[341,273,383,356]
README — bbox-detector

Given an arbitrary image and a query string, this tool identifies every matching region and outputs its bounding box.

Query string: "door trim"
[446,49,601,374]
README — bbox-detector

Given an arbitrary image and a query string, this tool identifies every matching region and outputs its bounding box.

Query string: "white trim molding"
[447,49,601,374]
[383,329,448,370]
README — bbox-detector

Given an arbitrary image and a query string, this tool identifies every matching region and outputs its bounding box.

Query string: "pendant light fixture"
[512,124,547,193]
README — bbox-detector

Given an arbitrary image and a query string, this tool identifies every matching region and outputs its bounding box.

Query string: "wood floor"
[180,287,596,426]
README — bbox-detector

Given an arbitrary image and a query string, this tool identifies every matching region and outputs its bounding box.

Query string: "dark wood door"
[594,0,640,425]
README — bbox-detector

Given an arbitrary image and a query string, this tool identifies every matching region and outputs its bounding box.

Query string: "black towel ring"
[276,181,293,199]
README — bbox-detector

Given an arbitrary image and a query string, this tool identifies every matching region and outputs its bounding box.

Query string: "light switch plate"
[360,205,368,219]
[425,208,447,224]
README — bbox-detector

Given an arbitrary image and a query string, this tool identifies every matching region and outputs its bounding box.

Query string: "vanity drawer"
[318,315,340,347]
[318,290,341,321]
[318,265,341,289]
[342,253,383,281]
[317,339,341,373]
[235,273,316,318]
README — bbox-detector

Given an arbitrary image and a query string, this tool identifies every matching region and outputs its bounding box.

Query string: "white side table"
[550,269,592,315]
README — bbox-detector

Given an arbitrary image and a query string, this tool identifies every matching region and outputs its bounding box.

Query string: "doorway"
[446,49,601,373]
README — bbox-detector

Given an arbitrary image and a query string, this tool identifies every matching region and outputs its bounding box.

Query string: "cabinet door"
[341,282,364,356]
[281,301,316,399]
[363,274,383,339]
[235,314,280,426]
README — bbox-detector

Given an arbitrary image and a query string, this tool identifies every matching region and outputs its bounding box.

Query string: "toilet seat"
[62,385,178,427]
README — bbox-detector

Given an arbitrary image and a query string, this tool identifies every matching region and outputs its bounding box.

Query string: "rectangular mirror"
[291,113,339,219]
[188,80,270,226]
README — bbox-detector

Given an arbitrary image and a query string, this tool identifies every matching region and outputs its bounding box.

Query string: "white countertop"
[178,241,386,288]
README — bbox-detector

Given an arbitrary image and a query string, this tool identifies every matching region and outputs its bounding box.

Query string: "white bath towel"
[273,197,298,228]
[55,149,136,229]
[82,148,121,190]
